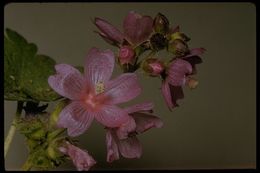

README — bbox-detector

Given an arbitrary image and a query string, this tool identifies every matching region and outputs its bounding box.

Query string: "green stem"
[4,101,23,158]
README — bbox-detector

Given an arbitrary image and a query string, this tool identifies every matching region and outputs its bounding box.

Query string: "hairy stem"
[4,101,24,158]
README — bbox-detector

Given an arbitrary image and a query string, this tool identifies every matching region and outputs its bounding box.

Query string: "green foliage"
[4,28,61,102]
[17,113,67,170]
[26,146,67,170]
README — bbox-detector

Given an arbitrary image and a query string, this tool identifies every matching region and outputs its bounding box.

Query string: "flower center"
[82,82,106,111]
[95,81,105,94]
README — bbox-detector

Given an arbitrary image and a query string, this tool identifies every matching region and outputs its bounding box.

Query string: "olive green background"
[4,3,256,170]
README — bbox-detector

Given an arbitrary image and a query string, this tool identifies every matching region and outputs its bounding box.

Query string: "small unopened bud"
[118,46,135,65]
[47,146,57,160]
[142,58,165,77]
[170,32,190,42]
[47,137,65,160]
[187,77,199,89]
[168,39,189,57]
[153,13,169,34]
[49,99,70,129]
[150,33,167,50]
[30,128,46,140]
[26,138,39,150]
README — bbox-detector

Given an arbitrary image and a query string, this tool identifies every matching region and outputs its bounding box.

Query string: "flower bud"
[186,77,199,89]
[170,32,190,42]
[26,138,39,150]
[118,46,136,65]
[47,145,57,160]
[16,117,44,136]
[49,99,70,129]
[142,58,165,77]
[30,128,47,140]
[168,39,189,57]
[150,33,167,50]
[153,13,169,34]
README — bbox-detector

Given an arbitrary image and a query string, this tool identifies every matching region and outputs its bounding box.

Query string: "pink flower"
[161,48,205,110]
[48,48,141,137]
[118,46,136,65]
[106,102,163,162]
[59,142,96,171]
[95,11,153,46]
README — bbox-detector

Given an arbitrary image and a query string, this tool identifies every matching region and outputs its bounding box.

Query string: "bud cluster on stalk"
[16,100,76,171]
[94,10,205,110]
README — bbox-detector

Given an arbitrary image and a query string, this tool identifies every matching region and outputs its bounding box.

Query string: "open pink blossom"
[106,102,163,162]
[48,48,141,137]
[95,11,153,46]
[161,48,205,110]
[59,142,96,171]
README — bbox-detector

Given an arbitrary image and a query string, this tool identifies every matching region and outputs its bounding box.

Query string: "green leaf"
[4,28,61,102]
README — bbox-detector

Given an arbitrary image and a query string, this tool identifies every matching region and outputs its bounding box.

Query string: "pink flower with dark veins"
[95,11,153,46]
[161,48,205,110]
[59,142,96,171]
[48,48,141,137]
[106,102,163,162]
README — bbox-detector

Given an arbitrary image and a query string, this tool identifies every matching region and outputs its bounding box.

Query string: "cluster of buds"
[16,100,86,171]
[16,115,66,170]
[95,11,205,110]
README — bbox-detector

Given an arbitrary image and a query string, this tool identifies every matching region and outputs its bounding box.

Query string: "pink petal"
[167,59,192,86]
[106,129,120,163]
[118,136,142,159]
[104,73,141,104]
[94,17,124,44]
[185,48,206,58]
[57,101,94,137]
[169,85,184,107]
[183,56,202,75]
[95,31,118,46]
[123,11,153,45]
[182,48,204,75]
[48,64,85,100]
[66,143,96,171]
[124,102,154,114]
[95,105,129,128]
[161,81,174,109]
[115,116,136,140]
[84,48,115,86]
[58,146,68,154]
[131,112,163,134]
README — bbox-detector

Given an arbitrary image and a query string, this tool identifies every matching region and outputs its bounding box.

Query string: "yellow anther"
[95,82,105,94]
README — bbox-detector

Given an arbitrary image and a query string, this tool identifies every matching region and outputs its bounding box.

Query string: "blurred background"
[4,2,256,170]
